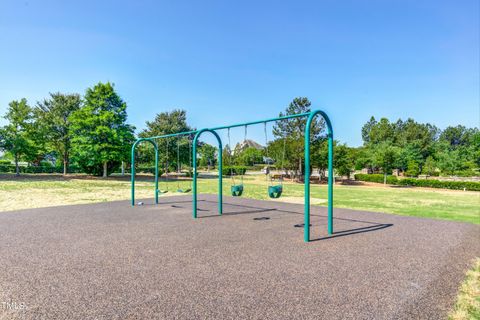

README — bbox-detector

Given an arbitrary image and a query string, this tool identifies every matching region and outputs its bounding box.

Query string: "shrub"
[222,166,247,176]
[0,165,82,174]
[397,178,480,191]
[354,173,480,191]
[449,170,479,177]
[0,160,11,165]
[40,160,54,167]
[354,174,398,184]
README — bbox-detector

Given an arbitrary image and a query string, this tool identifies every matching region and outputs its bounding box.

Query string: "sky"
[0,0,478,147]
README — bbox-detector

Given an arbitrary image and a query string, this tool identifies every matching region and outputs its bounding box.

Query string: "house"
[233,139,264,154]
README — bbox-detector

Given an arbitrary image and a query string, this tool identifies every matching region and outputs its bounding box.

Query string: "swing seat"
[231,184,244,197]
[157,189,168,194]
[268,185,283,199]
[177,188,191,193]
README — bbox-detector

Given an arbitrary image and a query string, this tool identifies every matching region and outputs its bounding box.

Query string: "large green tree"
[198,143,217,170]
[272,97,325,175]
[360,117,439,174]
[334,144,355,178]
[35,93,81,175]
[371,142,400,183]
[265,137,293,171]
[439,125,473,149]
[313,140,355,179]
[1,99,36,175]
[235,147,264,166]
[70,82,135,177]
[139,109,194,172]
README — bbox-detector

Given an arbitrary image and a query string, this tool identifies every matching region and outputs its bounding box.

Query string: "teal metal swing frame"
[131,110,333,242]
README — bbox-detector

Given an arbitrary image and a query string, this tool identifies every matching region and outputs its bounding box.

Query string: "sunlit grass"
[449,258,480,320]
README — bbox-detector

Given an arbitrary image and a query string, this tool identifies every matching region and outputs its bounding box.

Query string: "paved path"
[0,195,478,319]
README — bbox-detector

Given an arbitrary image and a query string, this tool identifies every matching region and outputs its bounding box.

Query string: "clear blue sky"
[0,0,478,146]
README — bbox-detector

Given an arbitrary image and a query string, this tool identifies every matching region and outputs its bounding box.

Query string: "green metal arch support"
[192,128,223,218]
[304,110,334,242]
[131,138,159,206]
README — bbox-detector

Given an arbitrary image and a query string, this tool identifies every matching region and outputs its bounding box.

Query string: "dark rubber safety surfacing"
[0,194,478,320]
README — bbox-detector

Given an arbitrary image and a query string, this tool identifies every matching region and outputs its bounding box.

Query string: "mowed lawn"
[0,173,478,224]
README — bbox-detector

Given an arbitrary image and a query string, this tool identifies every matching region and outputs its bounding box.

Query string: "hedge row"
[354,174,480,191]
[0,165,83,174]
[354,173,398,184]
[222,166,247,176]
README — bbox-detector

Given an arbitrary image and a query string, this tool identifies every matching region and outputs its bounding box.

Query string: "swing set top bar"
[142,112,313,141]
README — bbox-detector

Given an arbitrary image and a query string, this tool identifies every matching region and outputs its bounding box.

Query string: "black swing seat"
[268,185,283,199]
[177,188,191,193]
[231,184,244,197]
[157,189,168,194]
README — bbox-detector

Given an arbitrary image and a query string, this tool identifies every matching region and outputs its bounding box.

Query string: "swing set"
[131,109,333,242]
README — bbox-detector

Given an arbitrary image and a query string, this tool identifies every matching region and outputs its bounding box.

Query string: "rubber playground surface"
[0,195,478,319]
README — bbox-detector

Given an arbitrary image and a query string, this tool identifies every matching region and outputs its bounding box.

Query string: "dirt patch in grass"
[274,196,327,205]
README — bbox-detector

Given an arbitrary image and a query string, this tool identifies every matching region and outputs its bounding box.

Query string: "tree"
[405,160,420,177]
[360,116,440,175]
[70,82,135,177]
[372,142,400,184]
[266,137,293,172]
[436,147,462,175]
[334,144,354,179]
[1,99,36,175]
[312,139,329,179]
[394,118,438,168]
[235,147,264,166]
[139,109,194,171]
[222,144,234,166]
[198,143,217,170]
[361,116,377,144]
[140,109,193,136]
[35,93,81,175]
[367,118,395,145]
[468,130,480,168]
[396,144,423,172]
[272,97,325,175]
[439,125,472,149]
[353,146,374,171]
[422,156,436,175]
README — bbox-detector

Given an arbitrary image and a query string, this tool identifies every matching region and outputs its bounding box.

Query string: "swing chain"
[177,138,181,173]
[227,128,236,185]
[264,122,272,184]
[281,133,287,180]
[164,138,169,192]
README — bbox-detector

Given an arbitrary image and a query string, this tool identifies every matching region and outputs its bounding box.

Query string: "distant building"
[263,156,274,165]
[233,139,264,155]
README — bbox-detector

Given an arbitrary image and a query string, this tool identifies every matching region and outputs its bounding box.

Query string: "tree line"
[0,82,135,177]
[1,88,478,179]
[357,117,479,179]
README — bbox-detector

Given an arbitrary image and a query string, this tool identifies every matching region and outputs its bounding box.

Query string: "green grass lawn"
[0,174,478,224]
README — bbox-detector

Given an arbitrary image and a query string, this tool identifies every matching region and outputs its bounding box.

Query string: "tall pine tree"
[272,97,325,175]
